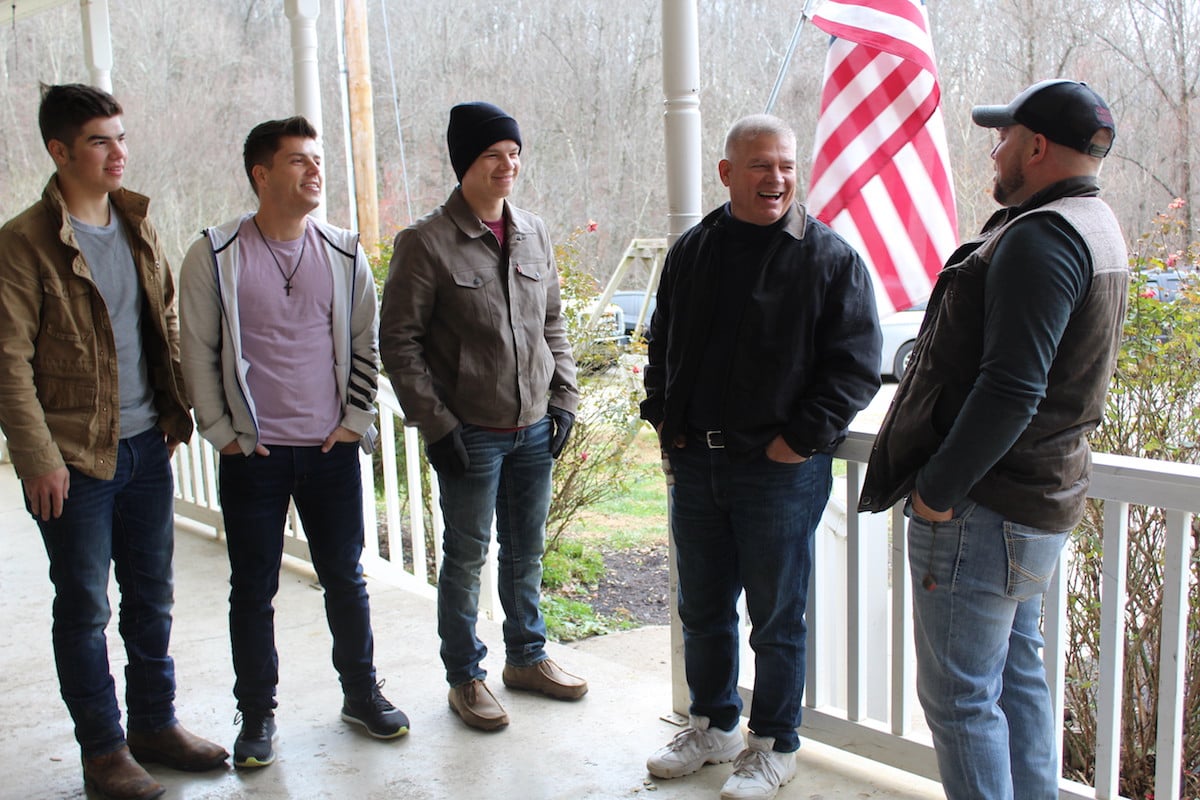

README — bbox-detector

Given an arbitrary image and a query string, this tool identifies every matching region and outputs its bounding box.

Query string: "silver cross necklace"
[253,217,307,297]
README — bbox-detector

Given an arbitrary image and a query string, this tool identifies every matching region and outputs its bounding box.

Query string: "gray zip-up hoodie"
[179,213,380,455]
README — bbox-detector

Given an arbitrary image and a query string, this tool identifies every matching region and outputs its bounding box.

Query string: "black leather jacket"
[641,202,882,461]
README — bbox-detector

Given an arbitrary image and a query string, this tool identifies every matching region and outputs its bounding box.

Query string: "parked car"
[1141,269,1185,302]
[611,290,657,337]
[879,300,926,381]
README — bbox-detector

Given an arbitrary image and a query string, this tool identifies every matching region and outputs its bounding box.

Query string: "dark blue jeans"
[436,418,553,687]
[35,427,178,758]
[218,443,376,711]
[668,445,833,753]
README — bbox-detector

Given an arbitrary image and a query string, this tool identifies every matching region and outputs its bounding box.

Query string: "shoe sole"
[233,751,276,769]
[501,675,588,700]
[83,773,166,800]
[647,749,741,780]
[448,699,509,731]
[648,738,744,780]
[126,746,228,772]
[718,761,797,800]
[341,711,410,739]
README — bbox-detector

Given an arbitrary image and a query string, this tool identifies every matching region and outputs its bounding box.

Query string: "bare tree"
[1096,0,1198,246]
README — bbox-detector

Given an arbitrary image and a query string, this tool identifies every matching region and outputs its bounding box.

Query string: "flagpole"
[764,0,817,115]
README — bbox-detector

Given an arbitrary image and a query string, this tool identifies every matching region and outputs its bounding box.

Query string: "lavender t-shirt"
[236,218,341,446]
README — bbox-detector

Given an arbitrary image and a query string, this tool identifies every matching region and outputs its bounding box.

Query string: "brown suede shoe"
[82,746,164,800]
[127,722,229,771]
[448,679,509,731]
[502,658,588,700]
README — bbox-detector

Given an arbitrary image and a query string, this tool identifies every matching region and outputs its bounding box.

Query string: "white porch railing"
[171,376,502,613]
[173,388,1200,800]
[760,430,1198,800]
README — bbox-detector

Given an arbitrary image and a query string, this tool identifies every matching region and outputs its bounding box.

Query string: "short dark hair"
[38,83,122,149]
[243,116,319,195]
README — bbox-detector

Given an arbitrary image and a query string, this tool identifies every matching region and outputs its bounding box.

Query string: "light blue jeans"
[907,500,1068,800]
[435,418,554,687]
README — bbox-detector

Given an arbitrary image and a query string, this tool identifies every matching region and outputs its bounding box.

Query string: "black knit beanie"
[447,102,522,182]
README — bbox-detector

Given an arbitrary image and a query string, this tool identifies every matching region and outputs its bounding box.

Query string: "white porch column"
[284,0,325,215]
[285,0,323,133]
[661,0,702,246]
[78,0,113,92]
[661,0,702,721]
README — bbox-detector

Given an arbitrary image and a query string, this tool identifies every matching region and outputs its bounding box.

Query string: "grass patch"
[542,540,605,590]
[566,427,668,547]
[541,539,642,641]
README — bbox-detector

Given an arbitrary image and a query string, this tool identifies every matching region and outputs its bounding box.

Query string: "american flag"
[806,0,958,315]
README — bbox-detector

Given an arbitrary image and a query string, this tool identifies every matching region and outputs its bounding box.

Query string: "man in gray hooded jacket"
[180,116,406,769]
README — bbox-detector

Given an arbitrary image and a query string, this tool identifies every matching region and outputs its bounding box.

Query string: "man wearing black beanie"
[379,102,585,731]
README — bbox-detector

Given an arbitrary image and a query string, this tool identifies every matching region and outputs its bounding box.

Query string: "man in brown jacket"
[0,84,226,800]
[379,101,585,731]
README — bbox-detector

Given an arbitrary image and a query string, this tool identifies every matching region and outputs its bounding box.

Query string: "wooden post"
[343,0,380,254]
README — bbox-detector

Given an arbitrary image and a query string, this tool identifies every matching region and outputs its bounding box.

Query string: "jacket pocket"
[511,259,549,320]
[40,279,95,343]
[449,268,500,329]
[36,376,97,412]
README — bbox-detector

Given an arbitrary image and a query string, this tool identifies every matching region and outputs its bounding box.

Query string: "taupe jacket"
[0,177,191,480]
[379,188,578,442]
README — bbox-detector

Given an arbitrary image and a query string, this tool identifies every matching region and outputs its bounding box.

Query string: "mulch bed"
[586,545,672,626]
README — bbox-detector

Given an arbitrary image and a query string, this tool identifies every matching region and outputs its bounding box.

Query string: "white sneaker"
[646,714,744,779]
[719,734,797,799]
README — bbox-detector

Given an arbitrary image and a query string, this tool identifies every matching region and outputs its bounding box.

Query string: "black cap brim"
[970,104,1018,128]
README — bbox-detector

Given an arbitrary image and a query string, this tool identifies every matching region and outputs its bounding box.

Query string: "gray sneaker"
[719,734,797,800]
[646,714,743,779]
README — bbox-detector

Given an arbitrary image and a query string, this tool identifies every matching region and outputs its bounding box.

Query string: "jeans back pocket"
[1003,523,1069,601]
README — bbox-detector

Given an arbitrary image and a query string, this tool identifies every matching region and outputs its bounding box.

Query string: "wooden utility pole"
[343,0,380,254]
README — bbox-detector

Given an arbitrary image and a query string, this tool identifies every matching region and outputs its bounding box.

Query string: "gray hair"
[723,114,796,159]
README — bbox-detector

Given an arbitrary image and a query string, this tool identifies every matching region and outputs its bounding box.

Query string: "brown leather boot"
[127,722,229,771]
[448,679,509,731]
[82,745,165,800]
[502,658,588,699]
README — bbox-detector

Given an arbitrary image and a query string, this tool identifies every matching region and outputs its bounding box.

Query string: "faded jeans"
[435,418,554,687]
[907,500,1068,800]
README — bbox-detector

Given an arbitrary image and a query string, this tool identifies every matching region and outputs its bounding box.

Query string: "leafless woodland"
[1,0,1196,278]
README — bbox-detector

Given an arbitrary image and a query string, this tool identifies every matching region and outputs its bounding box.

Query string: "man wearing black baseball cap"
[860,80,1129,799]
[379,103,585,731]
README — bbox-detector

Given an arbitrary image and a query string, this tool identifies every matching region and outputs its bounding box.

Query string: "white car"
[879,300,926,381]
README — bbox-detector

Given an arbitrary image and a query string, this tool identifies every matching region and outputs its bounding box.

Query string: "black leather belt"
[689,429,725,449]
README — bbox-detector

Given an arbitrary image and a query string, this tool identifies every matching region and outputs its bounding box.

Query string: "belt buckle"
[705,430,725,449]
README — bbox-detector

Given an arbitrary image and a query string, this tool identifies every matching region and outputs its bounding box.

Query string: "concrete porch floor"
[0,462,943,800]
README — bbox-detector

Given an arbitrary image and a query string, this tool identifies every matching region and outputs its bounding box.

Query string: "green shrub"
[1063,199,1200,799]
[365,228,644,593]
[541,539,605,591]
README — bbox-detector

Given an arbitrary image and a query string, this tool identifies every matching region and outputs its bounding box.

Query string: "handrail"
[743,429,1200,800]
[172,391,1200,800]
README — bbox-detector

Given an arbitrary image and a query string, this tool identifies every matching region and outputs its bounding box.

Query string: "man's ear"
[251,162,269,192]
[1027,133,1048,165]
[718,158,732,187]
[46,138,69,167]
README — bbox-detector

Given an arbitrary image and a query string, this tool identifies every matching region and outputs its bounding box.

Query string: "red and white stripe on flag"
[806,0,958,315]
